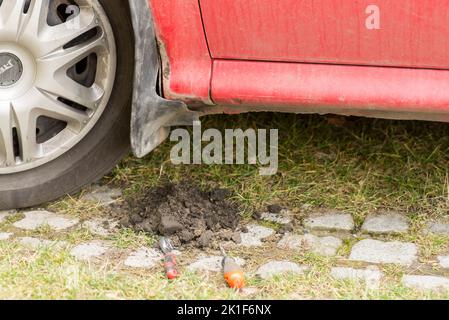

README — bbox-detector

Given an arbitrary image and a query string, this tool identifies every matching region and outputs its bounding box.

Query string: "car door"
[199,0,449,70]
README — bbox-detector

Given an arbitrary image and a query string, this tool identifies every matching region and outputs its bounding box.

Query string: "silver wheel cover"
[0,0,116,174]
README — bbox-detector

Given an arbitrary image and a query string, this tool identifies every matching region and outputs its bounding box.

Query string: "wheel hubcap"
[0,52,23,86]
[0,0,116,174]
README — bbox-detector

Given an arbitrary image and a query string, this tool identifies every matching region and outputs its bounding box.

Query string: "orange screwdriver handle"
[164,253,178,280]
[224,271,245,289]
[223,257,245,289]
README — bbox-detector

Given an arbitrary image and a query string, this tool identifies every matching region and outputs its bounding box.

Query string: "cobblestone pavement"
[1,185,449,297]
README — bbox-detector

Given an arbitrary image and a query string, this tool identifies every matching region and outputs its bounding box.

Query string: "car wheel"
[0,0,133,209]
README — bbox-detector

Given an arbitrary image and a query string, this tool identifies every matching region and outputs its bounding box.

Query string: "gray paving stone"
[426,221,449,235]
[255,261,308,279]
[304,212,354,232]
[18,237,67,250]
[124,247,163,269]
[70,241,111,261]
[0,232,13,241]
[349,239,418,266]
[260,211,292,225]
[0,214,8,224]
[277,233,342,256]
[240,287,260,297]
[0,210,15,223]
[402,275,449,292]
[437,255,449,269]
[188,255,245,273]
[330,266,383,289]
[239,224,275,247]
[361,212,409,235]
[104,291,125,300]
[82,185,122,206]
[19,237,51,248]
[13,211,79,231]
[83,218,119,237]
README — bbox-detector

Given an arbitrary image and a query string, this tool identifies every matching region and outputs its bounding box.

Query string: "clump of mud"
[119,183,242,249]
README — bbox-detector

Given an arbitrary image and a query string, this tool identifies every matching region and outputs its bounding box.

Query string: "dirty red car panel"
[211,60,449,122]
[149,0,449,122]
[149,0,212,104]
[200,0,449,70]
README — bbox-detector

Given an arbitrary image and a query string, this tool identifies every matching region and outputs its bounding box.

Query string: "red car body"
[3,0,449,209]
[149,0,449,123]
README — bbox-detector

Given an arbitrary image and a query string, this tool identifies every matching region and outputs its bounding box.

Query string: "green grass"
[1,239,449,300]
[112,228,156,250]
[111,113,449,220]
[2,113,449,299]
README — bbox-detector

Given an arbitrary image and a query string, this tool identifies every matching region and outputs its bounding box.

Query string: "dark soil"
[119,183,242,249]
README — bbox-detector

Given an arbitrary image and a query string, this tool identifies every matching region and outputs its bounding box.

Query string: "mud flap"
[128,0,199,158]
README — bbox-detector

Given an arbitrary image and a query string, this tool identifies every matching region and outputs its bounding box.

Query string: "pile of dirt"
[119,183,242,249]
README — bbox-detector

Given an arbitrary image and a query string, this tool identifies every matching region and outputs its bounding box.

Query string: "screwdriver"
[159,237,179,280]
[220,246,245,289]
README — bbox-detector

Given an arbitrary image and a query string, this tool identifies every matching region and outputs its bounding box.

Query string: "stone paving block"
[349,239,418,266]
[255,261,308,279]
[18,237,67,250]
[83,218,119,237]
[0,210,16,223]
[188,255,245,273]
[402,275,449,292]
[361,212,409,235]
[13,211,79,231]
[426,221,449,235]
[239,224,275,247]
[304,212,354,232]
[330,266,383,289]
[70,241,111,261]
[240,287,260,297]
[437,255,449,269]
[82,185,122,206]
[260,211,292,225]
[124,247,163,269]
[104,291,125,300]
[277,233,342,257]
[0,232,13,241]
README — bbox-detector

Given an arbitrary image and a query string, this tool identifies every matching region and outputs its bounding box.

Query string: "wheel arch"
[127,0,198,158]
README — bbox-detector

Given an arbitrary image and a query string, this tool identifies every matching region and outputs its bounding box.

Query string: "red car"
[1,0,448,209]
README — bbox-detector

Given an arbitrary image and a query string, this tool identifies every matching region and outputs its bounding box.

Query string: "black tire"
[0,0,134,210]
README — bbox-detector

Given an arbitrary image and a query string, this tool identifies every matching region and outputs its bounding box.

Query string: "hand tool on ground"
[220,246,245,289]
[159,237,179,280]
